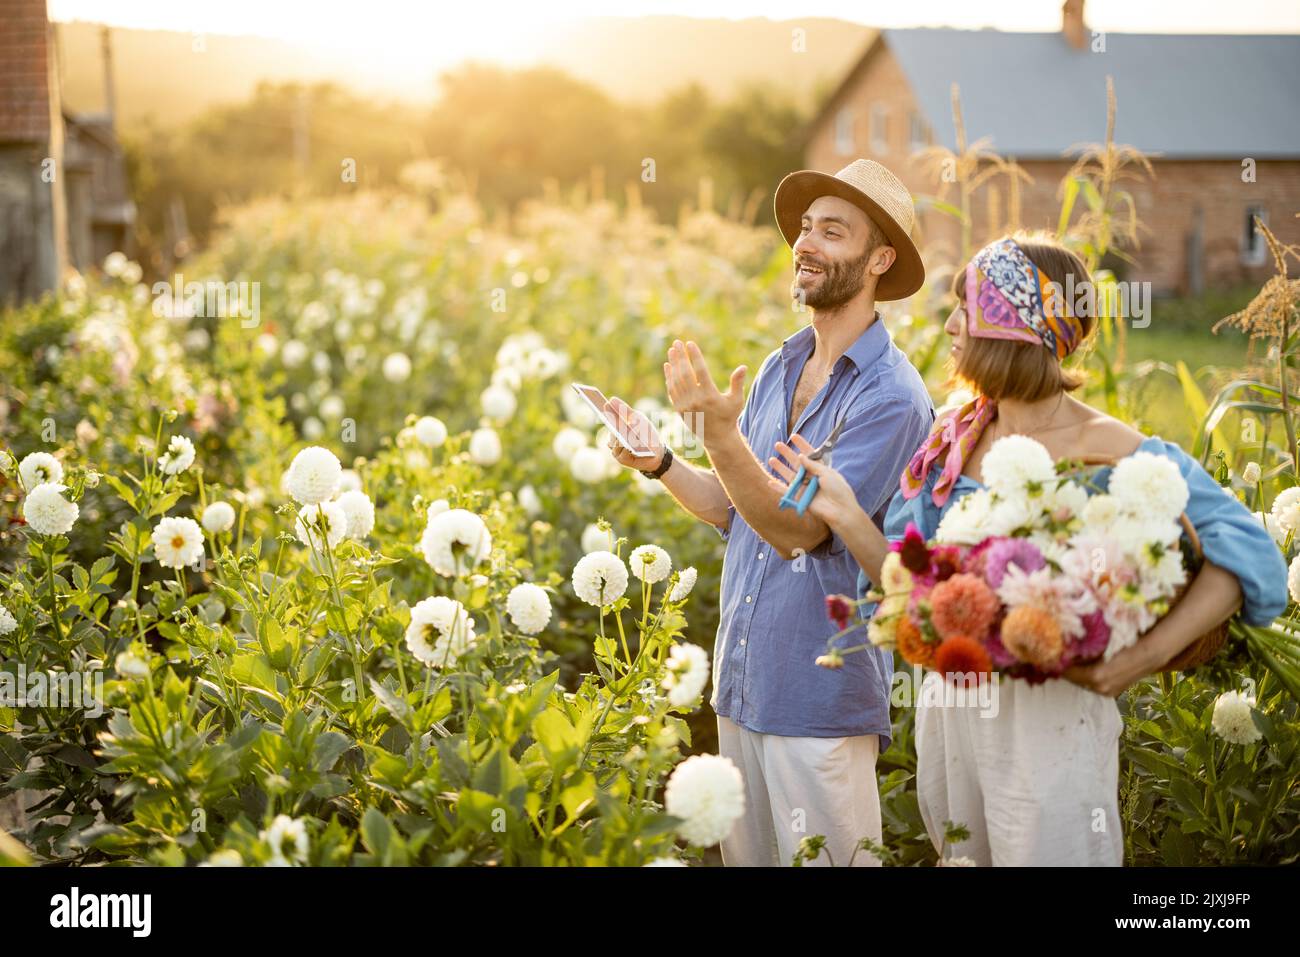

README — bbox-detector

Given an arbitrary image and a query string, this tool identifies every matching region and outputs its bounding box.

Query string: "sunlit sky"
[47,0,1300,90]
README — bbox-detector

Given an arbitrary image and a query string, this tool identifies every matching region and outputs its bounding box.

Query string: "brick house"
[0,0,134,306]
[801,1,1300,296]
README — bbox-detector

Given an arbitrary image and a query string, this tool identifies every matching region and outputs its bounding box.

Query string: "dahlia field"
[1,187,1298,866]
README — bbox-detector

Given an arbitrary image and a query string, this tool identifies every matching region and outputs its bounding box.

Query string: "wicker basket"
[1067,454,1228,672]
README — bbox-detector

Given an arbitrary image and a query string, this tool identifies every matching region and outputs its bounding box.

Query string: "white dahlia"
[0,603,17,636]
[295,501,349,551]
[629,544,672,584]
[469,427,502,466]
[662,642,710,707]
[668,566,698,602]
[421,508,492,576]
[1271,486,1300,533]
[158,435,196,475]
[23,483,79,535]
[664,754,745,847]
[581,522,612,554]
[335,489,375,540]
[1211,690,1262,745]
[152,515,205,569]
[18,451,63,490]
[413,415,448,448]
[571,550,629,607]
[505,582,552,635]
[201,501,236,535]
[979,434,1056,494]
[261,814,310,866]
[552,426,588,462]
[480,384,517,422]
[286,446,342,504]
[570,446,608,484]
[1109,452,1188,523]
[405,595,477,668]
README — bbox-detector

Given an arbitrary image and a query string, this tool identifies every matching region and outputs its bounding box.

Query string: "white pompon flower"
[286,446,342,504]
[261,814,310,866]
[158,435,196,475]
[978,434,1056,494]
[1271,486,1300,533]
[517,484,542,517]
[413,415,448,448]
[469,427,502,466]
[664,754,745,847]
[335,489,375,540]
[295,501,348,551]
[382,352,412,383]
[151,515,205,569]
[581,523,611,554]
[571,550,629,607]
[1289,556,1300,605]
[662,643,709,706]
[935,488,994,545]
[0,603,17,636]
[337,469,363,493]
[23,483,79,535]
[421,508,492,576]
[629,544,672,584]
[506,582,552,635]
[1211,691,1263,745]
[570,446,608,484]
[668,566,698,602]
[1109,451,1188,523]
[553,426,588,462]
[1242,461,1261,485]
[405,595,477,668]
[201,501,236,534]
[18,451,63,490]
[426,498,450,521]
[480,384,518,422]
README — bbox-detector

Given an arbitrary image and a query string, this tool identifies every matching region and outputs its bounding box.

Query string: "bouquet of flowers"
[856,435,1192,682]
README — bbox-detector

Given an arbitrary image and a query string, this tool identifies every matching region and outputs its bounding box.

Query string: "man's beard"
[793,245,873,310]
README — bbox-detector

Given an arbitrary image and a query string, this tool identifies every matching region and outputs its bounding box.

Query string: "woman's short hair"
[950,234,1095,402]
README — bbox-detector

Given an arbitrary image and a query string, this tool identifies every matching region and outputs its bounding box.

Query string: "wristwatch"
[639,446,674,480]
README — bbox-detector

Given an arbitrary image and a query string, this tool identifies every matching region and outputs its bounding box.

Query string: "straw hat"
[773,158,924,301]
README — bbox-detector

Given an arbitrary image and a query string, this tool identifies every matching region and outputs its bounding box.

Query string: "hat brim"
[773,169,925,302]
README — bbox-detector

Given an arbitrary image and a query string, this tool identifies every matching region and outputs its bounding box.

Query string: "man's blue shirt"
[709,316,934,746]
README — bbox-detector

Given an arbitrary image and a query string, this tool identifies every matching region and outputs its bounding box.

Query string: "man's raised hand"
[664,339,746,447]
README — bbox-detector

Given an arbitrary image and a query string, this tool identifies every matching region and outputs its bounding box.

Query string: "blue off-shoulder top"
[856,435,1289,627]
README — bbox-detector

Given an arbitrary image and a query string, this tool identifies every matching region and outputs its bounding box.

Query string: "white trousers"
[716,715,882,867]
[914,671,1125,866]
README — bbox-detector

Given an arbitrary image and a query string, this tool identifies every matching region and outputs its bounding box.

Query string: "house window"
[1242,205,1268,266]
[870,104,888,155]
[834,108,855,156]
[908,110,928,154]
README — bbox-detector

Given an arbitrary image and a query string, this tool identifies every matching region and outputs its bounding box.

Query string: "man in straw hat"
[604,159,933,865]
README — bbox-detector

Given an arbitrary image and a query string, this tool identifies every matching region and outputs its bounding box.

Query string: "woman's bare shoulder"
[1076,409,1148,458]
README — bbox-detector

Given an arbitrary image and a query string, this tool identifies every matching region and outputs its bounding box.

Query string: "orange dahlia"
[928,573,999,641]
[1000,605,1064,669]
[932,635,992,683]
[896,615,935,668]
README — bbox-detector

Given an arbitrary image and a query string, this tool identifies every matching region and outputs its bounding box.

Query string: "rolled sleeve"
[806,391,933,561]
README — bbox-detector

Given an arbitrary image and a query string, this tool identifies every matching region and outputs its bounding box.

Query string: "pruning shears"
[777,417,847,517]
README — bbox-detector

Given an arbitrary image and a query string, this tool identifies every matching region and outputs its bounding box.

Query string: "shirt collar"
[780,312,889,375]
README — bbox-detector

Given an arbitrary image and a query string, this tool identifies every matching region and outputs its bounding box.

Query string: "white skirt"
[914,670,1125,866]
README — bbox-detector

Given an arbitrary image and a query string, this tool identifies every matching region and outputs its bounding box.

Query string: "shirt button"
[740,639,747,646]
[757,552,765,560]
[745,595,752,603]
